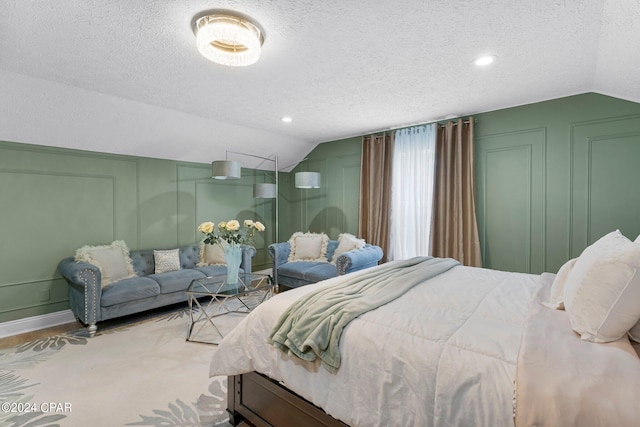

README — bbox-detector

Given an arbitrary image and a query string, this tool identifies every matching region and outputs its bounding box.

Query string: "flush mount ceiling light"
[194,13,264,67]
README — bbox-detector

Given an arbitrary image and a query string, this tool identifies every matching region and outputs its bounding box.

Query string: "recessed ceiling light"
[474,55,496,67]
[281,116,292,123]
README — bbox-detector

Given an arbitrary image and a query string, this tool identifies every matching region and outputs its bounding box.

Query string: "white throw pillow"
[564,230,640,343]
[331,233,366,264]
[154,249,181,274]
[198,242,226,266]
[635,235,640,244]
[75,240,136,287]
[543,258,577,310]
[288,232,329,262]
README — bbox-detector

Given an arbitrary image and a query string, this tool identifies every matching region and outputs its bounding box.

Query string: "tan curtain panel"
[430,117,482,267]
[358,132,394,263]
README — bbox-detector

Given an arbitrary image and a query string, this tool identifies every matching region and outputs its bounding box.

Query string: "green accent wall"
[293,93,640,276]
[475,93,640,274]
[3,92,640,324]
[0,142,276,323]
[281,137,363,240]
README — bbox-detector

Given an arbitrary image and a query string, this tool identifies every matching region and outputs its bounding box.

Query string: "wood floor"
[0,320,84,349]
[0,300,194,350]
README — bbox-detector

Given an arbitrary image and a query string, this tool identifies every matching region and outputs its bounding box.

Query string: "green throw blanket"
[268,256,460,373]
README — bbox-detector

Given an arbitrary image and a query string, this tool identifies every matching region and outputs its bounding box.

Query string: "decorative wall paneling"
[569,114,640,255]
[0,142,138,322]
[3,93,640,323]
[0,141,275,322]
[476,129,546,273]
[177,164,275,270]
[284,137,362,241]
[475,93,640,274]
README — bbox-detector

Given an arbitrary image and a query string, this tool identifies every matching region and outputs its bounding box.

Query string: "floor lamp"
[211,151,279,242]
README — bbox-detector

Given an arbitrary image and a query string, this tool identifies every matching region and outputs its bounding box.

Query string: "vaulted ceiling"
[1,1,639,170]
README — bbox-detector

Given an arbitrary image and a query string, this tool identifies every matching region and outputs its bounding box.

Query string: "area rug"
[0,306,239,427]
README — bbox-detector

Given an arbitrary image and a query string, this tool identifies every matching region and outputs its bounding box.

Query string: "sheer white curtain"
[389,124,436,260]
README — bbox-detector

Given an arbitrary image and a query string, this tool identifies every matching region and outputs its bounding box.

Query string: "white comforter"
[210,262,541,427]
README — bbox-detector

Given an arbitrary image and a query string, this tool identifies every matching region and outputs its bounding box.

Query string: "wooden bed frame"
[228,372,348,427]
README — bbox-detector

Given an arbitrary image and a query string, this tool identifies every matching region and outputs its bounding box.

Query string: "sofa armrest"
[268,242,291,268]
[240,244,256,274]
[268,242,291,286]
[336,244,384,275]
[57,257,102,327]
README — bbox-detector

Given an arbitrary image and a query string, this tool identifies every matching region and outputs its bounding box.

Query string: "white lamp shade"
[254,183,276,198]
[212,160,241,179]
[295,172,321,189]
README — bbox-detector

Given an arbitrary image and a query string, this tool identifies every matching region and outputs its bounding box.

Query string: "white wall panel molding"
[476,127,546,273]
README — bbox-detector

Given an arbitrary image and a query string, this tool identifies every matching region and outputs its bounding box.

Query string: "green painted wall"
[475,93,640,274]
[291,93,640,276]
[281,137,362,240]
[3,92,639,324]
[0,141,276,323]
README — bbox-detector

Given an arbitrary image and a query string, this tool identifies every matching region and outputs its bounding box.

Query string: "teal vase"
[224,244,242,285]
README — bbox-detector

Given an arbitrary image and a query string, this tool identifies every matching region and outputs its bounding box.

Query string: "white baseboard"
[0,310,77,339]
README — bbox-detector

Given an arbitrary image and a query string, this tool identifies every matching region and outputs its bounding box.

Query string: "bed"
[210,231,640,427]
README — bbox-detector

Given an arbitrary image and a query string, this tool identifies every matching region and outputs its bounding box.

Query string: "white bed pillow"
[564,230,640,343]
[629,321,640,343]
[154,249,181,274]
[331,233,366,264]
[543,258,577,310]
[198,242,226,266]
[631,236,640,343]
[288,232,329,262]
[75,240,136,287]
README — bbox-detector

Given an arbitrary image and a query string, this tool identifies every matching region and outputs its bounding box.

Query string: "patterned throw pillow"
[287,232,329,262]
[331,233,366,264]
[75,240,137,287]
[153,249,181,274]
[197,242,226,266]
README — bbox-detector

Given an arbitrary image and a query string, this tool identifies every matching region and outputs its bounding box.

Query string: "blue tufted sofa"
[269,240,383,289]
[58,244,255,336]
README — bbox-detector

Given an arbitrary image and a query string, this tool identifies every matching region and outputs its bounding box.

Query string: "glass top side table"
[186,273,273,345]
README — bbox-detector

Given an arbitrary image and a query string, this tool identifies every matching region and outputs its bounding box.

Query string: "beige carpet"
[0,307,237,427]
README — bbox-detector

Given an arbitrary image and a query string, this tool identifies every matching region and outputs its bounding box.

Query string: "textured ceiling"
[1,0,639,170]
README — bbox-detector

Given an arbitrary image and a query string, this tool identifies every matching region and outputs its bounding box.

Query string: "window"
[389,124,436,260]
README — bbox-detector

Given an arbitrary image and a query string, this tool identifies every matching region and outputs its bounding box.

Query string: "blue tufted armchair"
[269,240,383,289]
